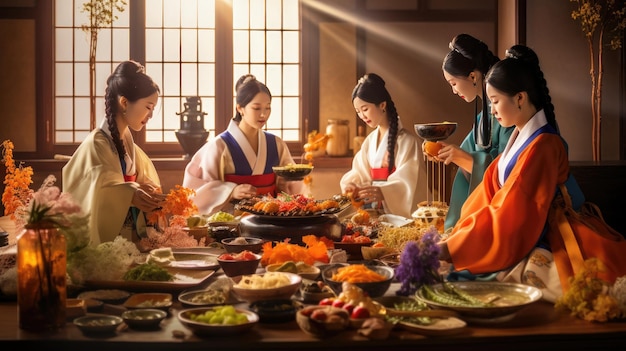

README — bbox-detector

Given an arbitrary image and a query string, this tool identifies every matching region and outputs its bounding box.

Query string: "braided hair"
[485,45,558,131]
[352,73,399,174]
[104,60,160,163]
[233,74,272,122]
[443,34,500,148]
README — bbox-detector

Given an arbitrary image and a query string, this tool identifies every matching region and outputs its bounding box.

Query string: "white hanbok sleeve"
[183,138,237,215]
[340,130,420,218]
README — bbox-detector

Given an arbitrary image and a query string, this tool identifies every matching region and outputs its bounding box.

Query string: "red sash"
[225,173,277,196]
[124,174,137,182]
[370,167,395,181]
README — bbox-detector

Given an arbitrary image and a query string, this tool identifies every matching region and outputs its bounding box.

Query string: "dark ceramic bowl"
[249,299,297,323]
[121,308,167,330]
[272,164,313,181]
[321,263,394,298]
[414,122,458,141]
[333,241,373,260]
[217,253,261,277]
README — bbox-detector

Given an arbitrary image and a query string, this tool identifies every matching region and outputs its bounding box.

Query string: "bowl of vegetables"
[415,281,542,322]
[321,263,394,298]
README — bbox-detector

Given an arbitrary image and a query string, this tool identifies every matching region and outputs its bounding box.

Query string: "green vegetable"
[123,263,174,282]
[208,211,235,223]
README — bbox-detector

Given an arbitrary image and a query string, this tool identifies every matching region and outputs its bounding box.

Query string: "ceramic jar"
[325,119,350,156]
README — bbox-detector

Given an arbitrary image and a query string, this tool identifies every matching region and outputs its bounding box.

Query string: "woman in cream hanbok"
[63,61,166,245]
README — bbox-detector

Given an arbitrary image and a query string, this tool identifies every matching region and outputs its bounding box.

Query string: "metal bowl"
[121,308,167,330]
[415,281,542,323]
[414,122,458,141]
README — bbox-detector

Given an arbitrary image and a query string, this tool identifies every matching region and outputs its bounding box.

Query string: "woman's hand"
[132,187,167,212]
[435,141,473,173]
[231,184,257,200]
[355,184,384,206]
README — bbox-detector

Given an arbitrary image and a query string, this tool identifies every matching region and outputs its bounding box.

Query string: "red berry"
[318,298,334,306]
[350,306,370,319]
[342,303,355,315]
[332,299,345,308]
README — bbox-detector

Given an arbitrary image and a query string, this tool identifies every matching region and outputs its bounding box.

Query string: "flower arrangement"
[139,185,203,251]
[146,184,198,226]
[394,227,442,296]
[555,257,626,322]
[1,140,34,222]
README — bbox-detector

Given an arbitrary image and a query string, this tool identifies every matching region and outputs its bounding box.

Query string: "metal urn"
[175,96,210,159]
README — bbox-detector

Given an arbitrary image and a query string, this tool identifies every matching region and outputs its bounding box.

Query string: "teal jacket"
[444,110,515,231]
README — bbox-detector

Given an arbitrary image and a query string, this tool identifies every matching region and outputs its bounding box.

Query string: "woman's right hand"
[436,141,473,173]
[231,184,257,200]
[132,187,167,212]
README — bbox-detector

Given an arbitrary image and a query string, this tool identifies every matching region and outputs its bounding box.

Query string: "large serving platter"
[236,201,351,218]
[415,281,542,323]
[84,266,216,292]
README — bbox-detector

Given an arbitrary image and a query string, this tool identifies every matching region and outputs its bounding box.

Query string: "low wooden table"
[1,291,625,351]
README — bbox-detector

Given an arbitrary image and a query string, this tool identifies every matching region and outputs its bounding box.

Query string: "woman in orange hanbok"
[438,45,584,300]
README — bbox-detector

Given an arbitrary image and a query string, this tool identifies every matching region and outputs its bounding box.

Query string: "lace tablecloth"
[0,216,18,298]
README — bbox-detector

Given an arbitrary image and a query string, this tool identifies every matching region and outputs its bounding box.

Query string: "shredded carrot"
[331,264,386,283]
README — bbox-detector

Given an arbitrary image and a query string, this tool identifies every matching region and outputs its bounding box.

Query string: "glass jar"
[353,125,366,155]
[17,224,67,331]
[325,119,350,156]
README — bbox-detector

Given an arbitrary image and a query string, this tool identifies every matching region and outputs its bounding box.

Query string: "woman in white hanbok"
[183,75,304,215]
[340,73,421,219]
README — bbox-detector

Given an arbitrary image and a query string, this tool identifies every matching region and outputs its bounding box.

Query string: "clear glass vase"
[17,224,67,331]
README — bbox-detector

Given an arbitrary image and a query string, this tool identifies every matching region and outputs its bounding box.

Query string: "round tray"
[239,214,342,244]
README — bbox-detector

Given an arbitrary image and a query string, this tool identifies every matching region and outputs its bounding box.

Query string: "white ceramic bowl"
[230,272,302,303]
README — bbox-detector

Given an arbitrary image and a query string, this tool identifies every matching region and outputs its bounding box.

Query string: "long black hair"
[233,74,272,122]
[352,73,399,174]
[485,45,558,131]
[443,34,499,148]
[104,60,160,163]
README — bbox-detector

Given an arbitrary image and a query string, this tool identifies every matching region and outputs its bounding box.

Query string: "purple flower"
[395,227,441,296]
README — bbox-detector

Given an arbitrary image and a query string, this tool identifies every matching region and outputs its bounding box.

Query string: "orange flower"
[1,140,34,219]
[146,185,198,225]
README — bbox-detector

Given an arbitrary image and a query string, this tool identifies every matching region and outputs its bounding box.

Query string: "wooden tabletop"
[1,293,625,351]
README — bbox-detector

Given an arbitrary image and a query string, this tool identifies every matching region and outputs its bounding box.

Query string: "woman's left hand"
[357,185,384,205]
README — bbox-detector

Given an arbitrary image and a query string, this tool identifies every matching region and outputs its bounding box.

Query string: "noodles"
[376,225,432,251]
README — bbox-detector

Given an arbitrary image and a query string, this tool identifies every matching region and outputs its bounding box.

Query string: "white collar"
[497,109,548,184]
